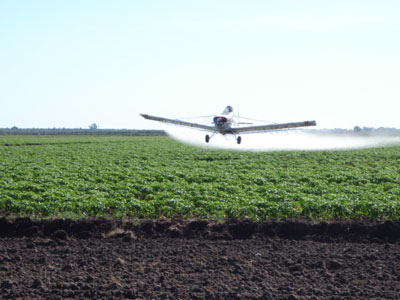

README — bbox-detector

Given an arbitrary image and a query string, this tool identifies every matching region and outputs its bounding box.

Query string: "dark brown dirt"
[1,218,400,299]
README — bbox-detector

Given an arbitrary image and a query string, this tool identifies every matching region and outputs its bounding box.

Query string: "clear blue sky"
[1,1,399,129]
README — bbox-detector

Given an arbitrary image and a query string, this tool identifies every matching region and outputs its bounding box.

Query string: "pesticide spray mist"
[163,125,400,151]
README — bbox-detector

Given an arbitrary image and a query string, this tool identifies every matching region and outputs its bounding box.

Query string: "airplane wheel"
[205,135,210,143]
[237,136,241,144]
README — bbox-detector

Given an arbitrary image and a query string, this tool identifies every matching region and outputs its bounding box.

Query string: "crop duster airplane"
[140,106,316,144]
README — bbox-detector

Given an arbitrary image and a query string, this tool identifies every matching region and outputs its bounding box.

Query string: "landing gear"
[205,133,241,144]
[205,132,217,143]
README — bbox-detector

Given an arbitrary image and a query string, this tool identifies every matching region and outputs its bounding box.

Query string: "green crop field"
[0,135,399,220]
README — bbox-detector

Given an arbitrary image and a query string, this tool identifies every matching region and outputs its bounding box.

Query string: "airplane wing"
[140,114,215,131]
[231,120,316,134]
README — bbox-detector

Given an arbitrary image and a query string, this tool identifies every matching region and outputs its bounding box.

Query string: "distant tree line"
[2,126,400,137]
[308,127,400,137]
[352,126,400,136]
[0,128,167,136]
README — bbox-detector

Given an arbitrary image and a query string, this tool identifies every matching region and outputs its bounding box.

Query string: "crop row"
[0,135,399,220]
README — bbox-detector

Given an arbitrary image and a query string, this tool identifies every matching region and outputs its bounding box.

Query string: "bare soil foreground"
[1,218,400,299]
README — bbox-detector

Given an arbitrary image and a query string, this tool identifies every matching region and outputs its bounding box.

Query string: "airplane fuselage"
[212,106,235,134]
[213,115,233,133]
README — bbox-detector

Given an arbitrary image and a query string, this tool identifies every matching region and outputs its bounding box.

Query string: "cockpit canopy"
[222,105,233,115]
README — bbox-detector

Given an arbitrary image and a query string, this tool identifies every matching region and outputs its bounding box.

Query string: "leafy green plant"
[0,135,399,220]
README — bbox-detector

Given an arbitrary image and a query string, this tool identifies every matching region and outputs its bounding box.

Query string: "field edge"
[1,217,400,242]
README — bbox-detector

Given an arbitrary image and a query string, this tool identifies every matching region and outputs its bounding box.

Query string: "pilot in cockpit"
[222,105,233,115]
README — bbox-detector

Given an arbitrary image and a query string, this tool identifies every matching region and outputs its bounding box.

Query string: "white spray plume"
[163,125,400,151]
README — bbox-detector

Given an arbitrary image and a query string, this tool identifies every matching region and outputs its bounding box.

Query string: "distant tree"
[354,126,362,132]
[89,123,98,130]
[11,126,18,130]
